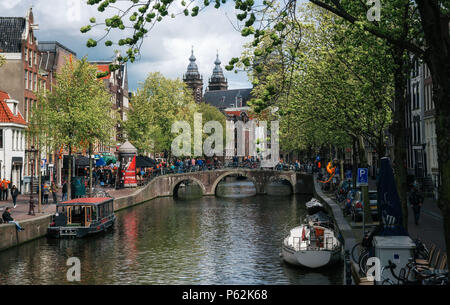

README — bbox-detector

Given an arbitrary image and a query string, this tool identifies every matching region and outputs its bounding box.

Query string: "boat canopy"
[57,197,112,206]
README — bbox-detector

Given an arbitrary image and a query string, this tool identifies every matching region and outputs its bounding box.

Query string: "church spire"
[183,46,203,103]
[208,51,228,91]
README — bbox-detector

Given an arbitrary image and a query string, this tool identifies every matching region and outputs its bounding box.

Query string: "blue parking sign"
[357,168,369,186]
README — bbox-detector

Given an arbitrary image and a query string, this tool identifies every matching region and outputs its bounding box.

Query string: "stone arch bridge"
[117,169,314,209]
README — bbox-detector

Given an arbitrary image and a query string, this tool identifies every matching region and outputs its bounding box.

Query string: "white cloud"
[0,0,252,91]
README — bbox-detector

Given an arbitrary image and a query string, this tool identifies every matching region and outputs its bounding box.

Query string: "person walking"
[43,182,49,204]
[1,179,9,201]
[2,207,24,231]
[409,186,424,225]
[62,181,68,202]
[0,179,5,201]
[51,182,58,204]
[5,179,10,201]
[11,185,19,208]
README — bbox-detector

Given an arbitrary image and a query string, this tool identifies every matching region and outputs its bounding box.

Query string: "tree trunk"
[352,136,358,188]
[375,137,386,188]
[38,146,42,213]
[391,46,409,231]
[89,142,93,197]
[358,136,371,225]
[68,145,72,200]
[416,0,450,280]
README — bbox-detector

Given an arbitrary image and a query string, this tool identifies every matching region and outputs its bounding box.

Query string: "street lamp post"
[26,146,39,215]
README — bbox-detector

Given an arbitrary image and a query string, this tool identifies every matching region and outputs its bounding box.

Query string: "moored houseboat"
[47,197,116,238]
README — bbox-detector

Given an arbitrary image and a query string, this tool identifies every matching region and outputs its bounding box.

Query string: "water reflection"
[216,176,256,198]
[0,193,343,285]
[175,181,203,200]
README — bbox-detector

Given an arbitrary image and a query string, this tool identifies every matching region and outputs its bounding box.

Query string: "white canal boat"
[282,198,342,268]
[282,222,342,268]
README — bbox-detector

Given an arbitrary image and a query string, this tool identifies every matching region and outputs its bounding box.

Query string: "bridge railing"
[134,162,307,189]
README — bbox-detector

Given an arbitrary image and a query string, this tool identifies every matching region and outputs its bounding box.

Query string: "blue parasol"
[96,157,106,167]
[377,157,408,236]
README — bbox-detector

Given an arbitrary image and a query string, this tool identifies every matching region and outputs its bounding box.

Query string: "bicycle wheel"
[359,252,370,275]
[351,242,365,263]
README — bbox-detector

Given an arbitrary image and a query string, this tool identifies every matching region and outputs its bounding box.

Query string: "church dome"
[186,47,200,77]
[211,52,224,78]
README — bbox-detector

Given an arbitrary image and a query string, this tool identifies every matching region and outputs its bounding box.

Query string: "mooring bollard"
[345,249,352,285]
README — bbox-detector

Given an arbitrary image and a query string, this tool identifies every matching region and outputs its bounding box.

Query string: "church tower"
[207,51,228,91]
[183,47,203,103]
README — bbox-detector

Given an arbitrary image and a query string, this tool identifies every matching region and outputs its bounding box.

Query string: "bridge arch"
[265,174,295,194]
[211,170,259,195]
[169,175,207,197]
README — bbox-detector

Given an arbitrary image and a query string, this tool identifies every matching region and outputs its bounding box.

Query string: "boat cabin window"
[92,207,97,221]
[68,205,84,226]
[97,201,113,218]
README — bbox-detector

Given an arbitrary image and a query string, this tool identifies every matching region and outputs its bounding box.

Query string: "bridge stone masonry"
[114,169,314,211]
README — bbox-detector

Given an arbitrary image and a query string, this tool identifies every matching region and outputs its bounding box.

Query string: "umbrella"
[377,157,408,236]
[102,154,117,165]
[136,155,156,168]
[96,158,106,167]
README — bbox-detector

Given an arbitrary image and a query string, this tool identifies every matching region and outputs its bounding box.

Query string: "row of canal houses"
[0,8,130,193]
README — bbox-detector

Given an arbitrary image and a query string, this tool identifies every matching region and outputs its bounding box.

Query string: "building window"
[29,51,33,67]
[25,70,28,89]
[29,71,32,89]
[33,73,37,91]
[34,51,37,66]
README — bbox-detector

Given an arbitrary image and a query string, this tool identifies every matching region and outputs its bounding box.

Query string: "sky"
[0,0,253,92]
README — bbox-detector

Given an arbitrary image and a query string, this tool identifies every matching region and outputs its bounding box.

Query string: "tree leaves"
[33,57,117,153]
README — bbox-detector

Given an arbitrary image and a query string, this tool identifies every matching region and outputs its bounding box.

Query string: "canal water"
[0,183,343,285]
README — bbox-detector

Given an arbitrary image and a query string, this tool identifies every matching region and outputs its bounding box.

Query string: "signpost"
[357,168,369,186]
[357,168,369,232]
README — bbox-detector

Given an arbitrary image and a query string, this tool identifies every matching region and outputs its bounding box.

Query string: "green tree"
[27,92,53,212]
[247,4,394,221]
[195,101,227,156]
[0,54,5,67]
[124,72,197,156]
[125,72,227,158]
[36,57,116,199]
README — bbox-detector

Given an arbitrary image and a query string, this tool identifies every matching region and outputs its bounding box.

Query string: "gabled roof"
[0,91,27,125]
[0,17,26,53]
[203,88,253,109]
[38,41,77,72]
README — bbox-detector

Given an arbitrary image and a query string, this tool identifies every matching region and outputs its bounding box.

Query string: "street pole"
[362,193,365,234]
[26,146,38,215]
[37,149,41,213]
[28,158,35,215]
